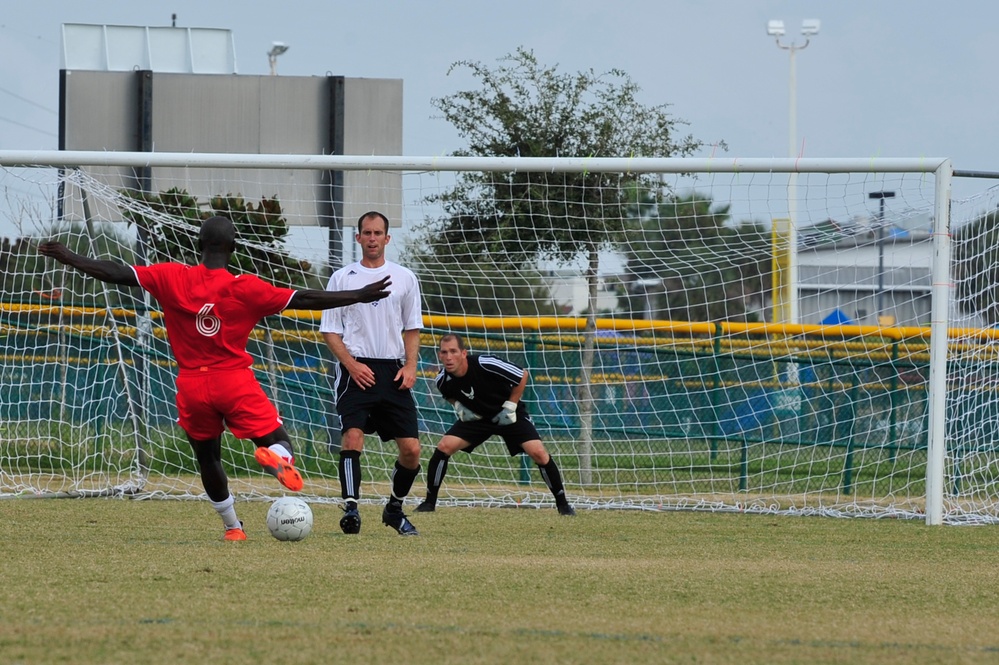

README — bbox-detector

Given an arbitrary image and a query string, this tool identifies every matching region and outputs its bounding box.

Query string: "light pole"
[767,20,819,160]
[767,19,819,325]
[267,42,289,76]
[869,190,896,323]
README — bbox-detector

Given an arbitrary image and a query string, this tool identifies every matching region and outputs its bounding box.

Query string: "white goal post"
[0,151,966,525]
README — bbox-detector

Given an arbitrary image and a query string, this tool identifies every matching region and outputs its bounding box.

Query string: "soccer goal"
[0,150,979,525]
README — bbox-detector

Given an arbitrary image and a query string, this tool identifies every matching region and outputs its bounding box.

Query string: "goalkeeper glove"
[454,401,481,422]
[492,401,518,426]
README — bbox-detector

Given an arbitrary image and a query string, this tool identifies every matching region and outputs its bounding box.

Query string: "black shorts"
[446,415,541,456]
[334,358,418,442]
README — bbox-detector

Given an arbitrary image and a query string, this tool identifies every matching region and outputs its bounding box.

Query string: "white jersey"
[319,260,422,360]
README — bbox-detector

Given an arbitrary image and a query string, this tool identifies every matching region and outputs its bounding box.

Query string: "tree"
[954,209,999,325]
[410,47,715,481]
[623,191,771,322]
[406,231,557,316]
[122,188,321,289]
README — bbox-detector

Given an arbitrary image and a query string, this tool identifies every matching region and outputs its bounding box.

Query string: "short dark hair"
[357,211,390,233]
[199,215,236,253]
[440,332,466,350]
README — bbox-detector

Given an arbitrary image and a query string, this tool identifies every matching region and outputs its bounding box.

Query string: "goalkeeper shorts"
[447,416,541,455]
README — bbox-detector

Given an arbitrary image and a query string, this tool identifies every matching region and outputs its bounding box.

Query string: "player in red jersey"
[39,216,390,540]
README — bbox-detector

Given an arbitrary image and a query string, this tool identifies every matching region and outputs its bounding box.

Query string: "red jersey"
[132,263,295,372]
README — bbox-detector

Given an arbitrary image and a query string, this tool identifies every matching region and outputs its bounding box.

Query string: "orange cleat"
[254,447,303,492]
[223,525,247,541]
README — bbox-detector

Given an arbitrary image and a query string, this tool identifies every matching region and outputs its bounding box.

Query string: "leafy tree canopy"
[623,191,771,322]
[407,47,713,316]
[122,188,319,289]
[954,210,999,325]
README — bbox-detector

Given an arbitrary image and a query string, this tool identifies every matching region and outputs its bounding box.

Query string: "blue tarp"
[820,308,856,326]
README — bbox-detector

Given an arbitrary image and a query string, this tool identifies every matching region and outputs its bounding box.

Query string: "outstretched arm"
[289,276,391,310]
[38,241,139,287]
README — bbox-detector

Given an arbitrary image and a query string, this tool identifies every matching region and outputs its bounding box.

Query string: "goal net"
[0,151,980,524]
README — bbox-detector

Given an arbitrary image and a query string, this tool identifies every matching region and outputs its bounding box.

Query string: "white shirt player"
[319,260,422,360]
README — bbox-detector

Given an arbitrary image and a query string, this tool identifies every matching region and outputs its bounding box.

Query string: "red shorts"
[175,368,283,440]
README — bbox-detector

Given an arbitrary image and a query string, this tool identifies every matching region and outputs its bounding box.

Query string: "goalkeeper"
[416,332,575,516]
[38,216,390,541]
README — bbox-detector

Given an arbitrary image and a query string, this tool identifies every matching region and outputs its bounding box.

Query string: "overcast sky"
[0,0,996,246]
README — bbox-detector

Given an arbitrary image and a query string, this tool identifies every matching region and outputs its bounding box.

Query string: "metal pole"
[767,21,816,325]
[787,45,799,324]
[877,197,885,318]
[924,160,953,525]
[788,46,797,160]
[869,191,895,323]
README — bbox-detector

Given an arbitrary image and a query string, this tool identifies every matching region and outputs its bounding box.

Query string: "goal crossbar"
[0,150,950,175]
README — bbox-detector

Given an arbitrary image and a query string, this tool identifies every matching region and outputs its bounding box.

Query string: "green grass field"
[3,498,999,665]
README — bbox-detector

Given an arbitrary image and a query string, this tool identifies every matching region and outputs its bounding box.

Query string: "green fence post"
[740,438,750,492]
[520,334,541,485]
[520,454,531,484]
[888,339,900,462]
[711,324,722,464]
[842,378,859,494]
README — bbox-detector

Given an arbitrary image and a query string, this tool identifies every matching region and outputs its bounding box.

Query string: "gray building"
[797,216,933,327]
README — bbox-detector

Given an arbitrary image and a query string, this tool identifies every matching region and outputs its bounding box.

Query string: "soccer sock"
[538,457,568,505]
[389,460,420,507]
[269,441,294,464]
[339,450,361,503]
[424,449,450,501]
[210,494,241,530]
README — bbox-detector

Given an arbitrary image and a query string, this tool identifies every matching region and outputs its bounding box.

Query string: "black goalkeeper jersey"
[435,354,526,420]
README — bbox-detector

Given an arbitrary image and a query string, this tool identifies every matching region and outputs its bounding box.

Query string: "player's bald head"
[199,216,237,253]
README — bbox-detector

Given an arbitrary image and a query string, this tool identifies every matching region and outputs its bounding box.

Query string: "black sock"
[424,449,450,501]
[193,440,228,501]
[389,460,420,506]
[538,457,568,505]
[339,450,361,502]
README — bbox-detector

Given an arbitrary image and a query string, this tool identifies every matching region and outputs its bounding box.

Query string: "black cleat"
[557,503,576,517]
[382,504,419,536]
[340,504,361,534]
[414,500,436,513]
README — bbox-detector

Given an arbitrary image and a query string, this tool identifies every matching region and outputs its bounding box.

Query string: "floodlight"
[267,42,289,58]
[801,19,821,36]
[767,20,786,37]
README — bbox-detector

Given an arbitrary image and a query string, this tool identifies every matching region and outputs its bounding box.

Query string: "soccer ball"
[266,497,313,541]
